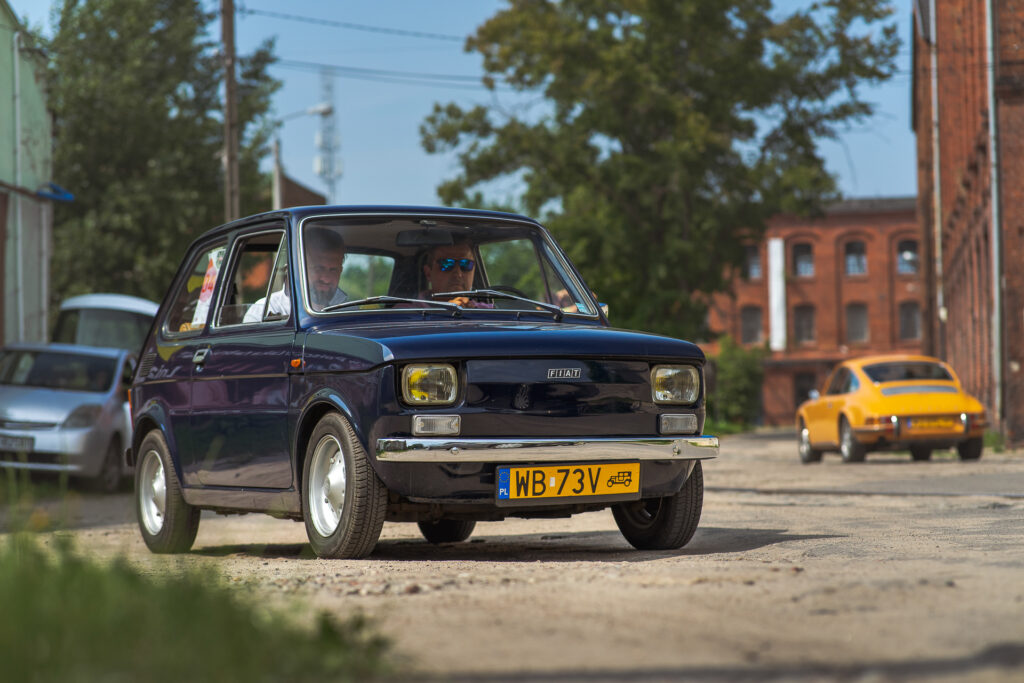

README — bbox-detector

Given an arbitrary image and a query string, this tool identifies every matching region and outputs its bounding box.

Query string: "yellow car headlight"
[651,365,700,404]
[402,364,458,406]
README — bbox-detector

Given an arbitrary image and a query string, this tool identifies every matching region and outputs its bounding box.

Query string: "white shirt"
[243,288,290,323]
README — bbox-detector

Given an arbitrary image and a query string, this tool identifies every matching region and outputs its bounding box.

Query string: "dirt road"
[8,433,1024,681]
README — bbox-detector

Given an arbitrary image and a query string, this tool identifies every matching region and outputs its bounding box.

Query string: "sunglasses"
[436,258,475,273]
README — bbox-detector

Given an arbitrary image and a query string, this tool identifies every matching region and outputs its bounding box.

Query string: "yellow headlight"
[402,364,458,405]
[651,365,699,404]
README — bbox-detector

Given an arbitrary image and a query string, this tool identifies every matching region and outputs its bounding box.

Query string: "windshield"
[298,215,595,316]
[862,361,952,383]
[54,308,153,353]
[0,350,117,393]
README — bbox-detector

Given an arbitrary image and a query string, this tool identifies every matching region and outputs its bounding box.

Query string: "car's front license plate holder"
[496,462,641,506]
[0,434,34,452]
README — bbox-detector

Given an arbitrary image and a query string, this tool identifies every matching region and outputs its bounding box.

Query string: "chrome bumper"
[376,435,719,463]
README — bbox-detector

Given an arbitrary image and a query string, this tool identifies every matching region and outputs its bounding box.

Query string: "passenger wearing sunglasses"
[422,243,493,308]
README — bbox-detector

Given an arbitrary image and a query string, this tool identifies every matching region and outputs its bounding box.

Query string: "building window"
[845,303,868,343]
[743,245,762,279]
[792,242,814,278]
[794,372,818,407]
[897,239,919,275]
[740,305,763,344]
[899,301,921,340]
[794,304,815,343]
[845,240,867,276]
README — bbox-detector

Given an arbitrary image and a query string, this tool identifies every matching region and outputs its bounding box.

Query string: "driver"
[422,242,492,308]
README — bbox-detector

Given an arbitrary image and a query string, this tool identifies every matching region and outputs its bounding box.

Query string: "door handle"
[192,348,211,365]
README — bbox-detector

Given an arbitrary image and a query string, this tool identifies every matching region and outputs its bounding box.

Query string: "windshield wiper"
[320,296,463,314]
[434,289,565,321]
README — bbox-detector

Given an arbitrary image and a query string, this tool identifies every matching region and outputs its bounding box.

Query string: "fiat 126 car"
[129,206,718,558]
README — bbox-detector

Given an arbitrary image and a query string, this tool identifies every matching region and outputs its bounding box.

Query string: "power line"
[237,7,466,42]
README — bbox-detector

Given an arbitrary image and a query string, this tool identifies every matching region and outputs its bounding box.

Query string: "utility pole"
[221,0,240,222]
[314,70,342,202]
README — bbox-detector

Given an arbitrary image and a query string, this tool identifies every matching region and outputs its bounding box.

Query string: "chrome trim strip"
[376,435,719,463]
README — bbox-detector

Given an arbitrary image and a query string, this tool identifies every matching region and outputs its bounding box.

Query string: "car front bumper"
[0,427,105,475]
[376,435,720,462]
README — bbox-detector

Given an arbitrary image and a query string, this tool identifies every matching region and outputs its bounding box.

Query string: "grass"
[1,471,394,683]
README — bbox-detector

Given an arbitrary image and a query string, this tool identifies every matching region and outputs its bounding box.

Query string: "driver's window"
[826,368,848,395]
[477,238,547,301]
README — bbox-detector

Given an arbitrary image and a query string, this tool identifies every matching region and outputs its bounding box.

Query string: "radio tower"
[314,69,342,202]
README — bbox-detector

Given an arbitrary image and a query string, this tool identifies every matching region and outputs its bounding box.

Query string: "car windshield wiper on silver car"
[320,296,463,314]
[434,289,565,321]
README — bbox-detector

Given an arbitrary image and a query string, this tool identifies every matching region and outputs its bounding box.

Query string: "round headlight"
[402,364,458,406]
[651,365,699,404]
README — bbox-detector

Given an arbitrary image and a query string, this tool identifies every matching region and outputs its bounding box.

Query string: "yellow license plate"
[907,417,956,431]
[496,463,640,503]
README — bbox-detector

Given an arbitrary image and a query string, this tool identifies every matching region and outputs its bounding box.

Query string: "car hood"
[0,385,101,425]
[302,319,705,371]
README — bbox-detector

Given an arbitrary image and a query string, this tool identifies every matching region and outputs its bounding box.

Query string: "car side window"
[216,231,289,327]
[164,242,227,335]
[845,372,860,393]
[826,368,848,395]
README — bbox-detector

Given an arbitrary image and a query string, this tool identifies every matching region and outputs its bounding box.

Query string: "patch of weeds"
[0,532,393,682]
[984,429,1005,453]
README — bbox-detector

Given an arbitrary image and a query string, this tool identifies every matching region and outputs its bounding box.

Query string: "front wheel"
[957,437,983,461]
[418,519,476,544]
[612,461,703,550]
[302,412,387,559]
[135,431,200,554]
[798,420,822,464]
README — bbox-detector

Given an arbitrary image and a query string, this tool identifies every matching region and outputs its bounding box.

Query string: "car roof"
[2,342,127,359]
[845,354,947,369]
[192,205,542,242]
[59,293,159,316]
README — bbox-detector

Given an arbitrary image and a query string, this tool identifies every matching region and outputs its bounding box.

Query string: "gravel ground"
[5,432,1024,681]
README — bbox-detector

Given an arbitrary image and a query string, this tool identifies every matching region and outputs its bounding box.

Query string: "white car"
[0,343,136,492]
[53,293,158,354]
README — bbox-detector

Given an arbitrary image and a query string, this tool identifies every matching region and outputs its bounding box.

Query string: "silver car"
[0,343,135,492]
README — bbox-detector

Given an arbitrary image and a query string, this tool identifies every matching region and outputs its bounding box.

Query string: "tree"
[45,0,280,303]
[421,0,899,339]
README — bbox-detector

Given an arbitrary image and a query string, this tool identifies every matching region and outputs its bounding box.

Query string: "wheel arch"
[293,389,364,494]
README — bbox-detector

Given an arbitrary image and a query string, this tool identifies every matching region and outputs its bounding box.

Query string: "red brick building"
[706,198,925,426]
[912,0,1024,444]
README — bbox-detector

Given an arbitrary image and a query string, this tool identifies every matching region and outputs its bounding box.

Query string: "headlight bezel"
[401,363,459,406]
[651,364,701,405]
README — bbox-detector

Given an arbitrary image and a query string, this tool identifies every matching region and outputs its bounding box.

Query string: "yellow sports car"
[796,354,986,463]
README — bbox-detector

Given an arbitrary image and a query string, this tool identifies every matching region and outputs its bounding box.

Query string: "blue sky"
[15,0,917,206]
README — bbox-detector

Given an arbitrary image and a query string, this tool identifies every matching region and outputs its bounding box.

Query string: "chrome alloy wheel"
[139,449,167,536]
[308,434,348,537]
[800,427,813,457]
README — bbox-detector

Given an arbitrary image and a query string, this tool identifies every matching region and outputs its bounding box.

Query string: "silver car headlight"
[63,404,103,429]
[651,365,700,404]
[401,364,458,406]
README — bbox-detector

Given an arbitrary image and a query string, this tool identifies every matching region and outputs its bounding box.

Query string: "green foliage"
[984,429,1005,454]
[0,533,392,683]
[421,0,899,338]
[707,335,765,426]
[44,0,280,303]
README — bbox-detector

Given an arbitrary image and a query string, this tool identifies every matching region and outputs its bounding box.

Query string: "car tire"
[302,412,387,559]
[135,430,200,554]
[612,461,703,550]
[839,417,866,463]
[910,445,933,461]
[86,440,122,494]
[957,436,983,461]
[798,420,823,464]
[418,519,476,544]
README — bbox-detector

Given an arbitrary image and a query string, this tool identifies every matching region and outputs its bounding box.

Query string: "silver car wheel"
[800,427,812,456]
[139,449,167,536]
[308,434,347,538]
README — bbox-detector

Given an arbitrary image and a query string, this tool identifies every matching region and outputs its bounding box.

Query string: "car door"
[188,227,297,489]
[146,239,229,487]
[818,367,852,445]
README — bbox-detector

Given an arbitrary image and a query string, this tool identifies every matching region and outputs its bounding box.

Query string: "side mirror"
[808,389,820,401]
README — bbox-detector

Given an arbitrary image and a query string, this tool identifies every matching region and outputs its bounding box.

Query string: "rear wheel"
[798,420,822,464]
[910,445,933,461]
[302,412,387,559]
[957,437,983,461]
[839,417,866,463]
[613,461,703,550]
[418,519,476,544]
[135,431,200,554]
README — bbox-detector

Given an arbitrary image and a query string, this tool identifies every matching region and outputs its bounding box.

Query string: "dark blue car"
[130,206,718,558]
